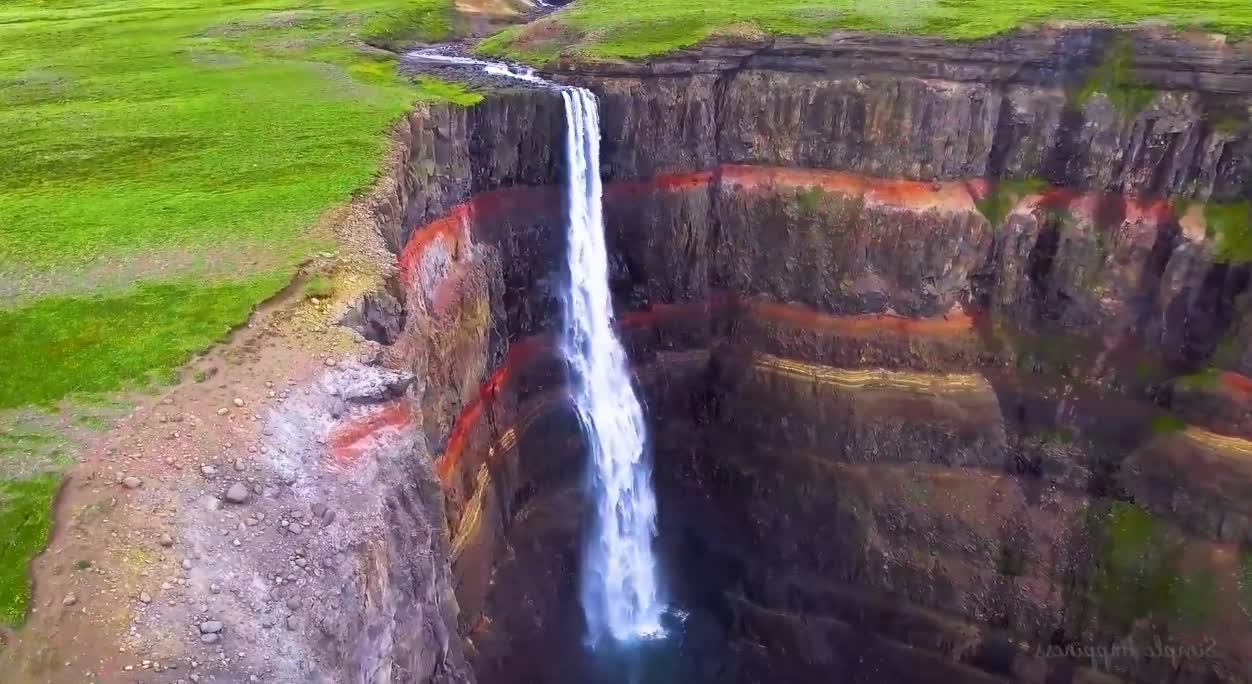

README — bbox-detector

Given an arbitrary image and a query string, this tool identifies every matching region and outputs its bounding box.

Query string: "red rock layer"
[428,298,983,489]
[434,336,552,485]
[327,400,415,467]
[390,163,1239,489]
[395,164,1208,293]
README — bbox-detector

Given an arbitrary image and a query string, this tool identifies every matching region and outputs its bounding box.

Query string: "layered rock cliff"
[333,25,1252,684]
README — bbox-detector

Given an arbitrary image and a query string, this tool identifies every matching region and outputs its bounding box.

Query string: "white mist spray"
[558,88,665,645]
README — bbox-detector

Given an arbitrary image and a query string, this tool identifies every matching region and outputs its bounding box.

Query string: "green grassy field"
[0,0,478,627]
[481,0,1252,63]
[0,474,59,625]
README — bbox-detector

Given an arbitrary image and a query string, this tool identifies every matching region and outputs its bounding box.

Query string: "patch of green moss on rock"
[794,185,828,214]
[1134,357,1169,384]
[1005,327,1091,377]
[1073,37,1156,120]
[1149,413,1188,435]
[975,178,1048,229]
[1088,502,1214,630]
[1211,111,1249,135]
[1204,201,1252,263]
[1175,367,1220,392]
[1239,549,1252,615]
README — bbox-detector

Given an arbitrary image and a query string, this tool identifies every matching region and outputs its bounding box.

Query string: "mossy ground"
[482,0,1252,64]
[1088,502,1215,629]
[0,474,59,625]
[303,274,337,300]
[0,0,479,626]
[0,275,292,409]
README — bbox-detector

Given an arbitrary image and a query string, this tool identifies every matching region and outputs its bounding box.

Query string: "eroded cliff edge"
[336,26,1252,683]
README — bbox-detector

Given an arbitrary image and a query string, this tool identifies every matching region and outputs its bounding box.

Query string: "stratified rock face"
[713,169,992,316]
[564,28,1252,373]
[355,25,1252,684]
[565,29,1252,198]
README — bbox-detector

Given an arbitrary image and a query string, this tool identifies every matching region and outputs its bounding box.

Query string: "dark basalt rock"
[341,25,1252,684]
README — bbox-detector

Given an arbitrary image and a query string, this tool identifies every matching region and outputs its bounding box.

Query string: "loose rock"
[198,621,223,634]
[224,482,251,504]
[122,476,143,489]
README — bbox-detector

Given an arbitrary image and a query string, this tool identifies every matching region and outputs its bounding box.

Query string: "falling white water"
[402,51,665,644]
[558,87,665,645]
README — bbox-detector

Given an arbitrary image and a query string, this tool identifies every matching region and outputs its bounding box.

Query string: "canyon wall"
[349,26,1252,683]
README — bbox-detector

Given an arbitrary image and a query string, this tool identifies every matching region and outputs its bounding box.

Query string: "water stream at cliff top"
[404,51,666,645]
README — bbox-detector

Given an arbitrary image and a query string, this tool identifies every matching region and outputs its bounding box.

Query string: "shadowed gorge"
[331,26,1252,683]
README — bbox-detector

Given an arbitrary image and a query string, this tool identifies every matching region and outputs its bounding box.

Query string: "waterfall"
[558,87,665,645]
[401,50,666,645]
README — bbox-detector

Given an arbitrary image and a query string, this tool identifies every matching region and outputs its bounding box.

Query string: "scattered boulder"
[199,621,223,634]
[326,365,414,403]
[158,533,174,548]
[200,465,217,478]
[62,593,77,607]
[122,476,143,489]
[224,482,251,505]
[199,633,220,645]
